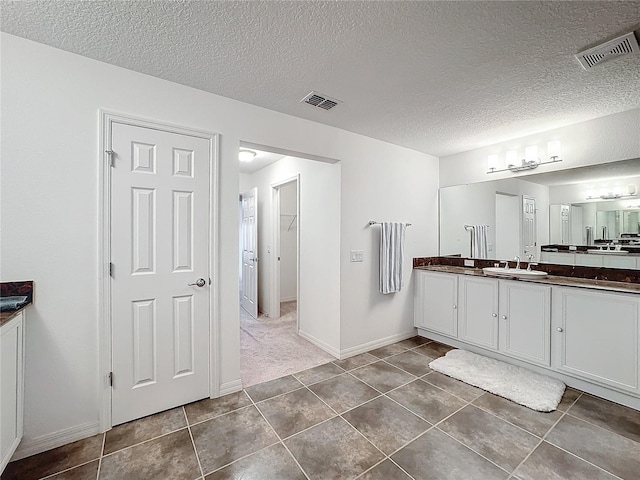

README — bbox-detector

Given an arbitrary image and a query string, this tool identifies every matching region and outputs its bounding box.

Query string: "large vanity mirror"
[439,157,640,262]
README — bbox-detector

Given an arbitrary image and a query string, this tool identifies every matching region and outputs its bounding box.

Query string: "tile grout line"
[246,388,312,480]
[506,392,581,478]
[36,457,102,480]
[96,432,105,480]
[184,406,205,480]
[540,391,631,480]
[434,426,513,477]
[100,425,193,458]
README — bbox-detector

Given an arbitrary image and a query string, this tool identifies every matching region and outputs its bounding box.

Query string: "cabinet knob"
[453,305,457,309]
[492,313,497,317]
[556,327,563,332]
[501,315,507,319]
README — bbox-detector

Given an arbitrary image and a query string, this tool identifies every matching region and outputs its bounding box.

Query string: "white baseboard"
[298,330,340,358]
[280,296,297,303]
[12,421,101,461]
[219,379,243,396]
[339,330,417,360]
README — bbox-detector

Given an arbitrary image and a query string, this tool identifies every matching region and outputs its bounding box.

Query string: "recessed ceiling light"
[238,149,257,162]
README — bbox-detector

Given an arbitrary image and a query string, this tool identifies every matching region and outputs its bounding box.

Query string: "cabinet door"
[1,312,24,473]
[458,276,499,350]
[553,287,639,393]
[544,252,575,265]
[414,271,458,338]
[499,280,551,366]
[602,255,637,270]
[574,254,603,267]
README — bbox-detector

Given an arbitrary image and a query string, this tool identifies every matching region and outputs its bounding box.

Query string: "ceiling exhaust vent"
[576,31,640,70]
[301,91,341,111]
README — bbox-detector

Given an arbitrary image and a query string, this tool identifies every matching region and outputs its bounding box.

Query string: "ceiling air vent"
[301,91,341,111]
[575,31,640,70]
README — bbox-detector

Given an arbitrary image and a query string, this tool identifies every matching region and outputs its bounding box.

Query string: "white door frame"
[270,175,300,328]
[98,110,220,431]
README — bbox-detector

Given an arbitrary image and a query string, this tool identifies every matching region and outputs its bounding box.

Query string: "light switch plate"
[350,250,364,262]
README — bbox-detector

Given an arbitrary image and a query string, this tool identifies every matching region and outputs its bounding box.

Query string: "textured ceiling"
[2,1,640,157]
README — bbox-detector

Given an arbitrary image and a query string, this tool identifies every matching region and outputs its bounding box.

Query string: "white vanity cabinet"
[1,311,25,473]
[499,280,551,367]
[458,276,499,350]
[414,270,458,338]
[540,252,575,265]
[552,287,640,394]
[416,272,551,366]
[602,255,638,269]
[574,254,603,267]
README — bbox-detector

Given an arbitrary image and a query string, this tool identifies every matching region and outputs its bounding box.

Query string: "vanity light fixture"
[238,149,257,162]
[586,184,637,201]
[486,140,563,174]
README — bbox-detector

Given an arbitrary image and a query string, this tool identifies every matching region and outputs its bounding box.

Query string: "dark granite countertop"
[414,265,640,295]
[1,281,33,327]
[413,258,640,295]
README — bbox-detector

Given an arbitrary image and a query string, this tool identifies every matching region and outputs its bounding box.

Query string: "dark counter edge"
[1,281,34,327]
[413,257,640,293]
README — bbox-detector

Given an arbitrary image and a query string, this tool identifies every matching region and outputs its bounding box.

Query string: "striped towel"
[379,222,406,294]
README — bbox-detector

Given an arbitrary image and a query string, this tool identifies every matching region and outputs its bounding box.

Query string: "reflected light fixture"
[238,149,257,162]
[586,183,638,201]
[487,140,563,174]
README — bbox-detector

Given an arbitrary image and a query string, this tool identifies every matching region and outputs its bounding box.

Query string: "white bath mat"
[429,349,565,412]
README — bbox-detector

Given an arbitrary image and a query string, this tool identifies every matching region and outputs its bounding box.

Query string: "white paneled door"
[522,195,536,258]
[240,187,259,318]
[110,122,211,426]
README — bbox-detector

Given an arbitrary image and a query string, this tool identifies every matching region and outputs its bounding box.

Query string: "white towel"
[379,222,406,294]
[472,225,488,259]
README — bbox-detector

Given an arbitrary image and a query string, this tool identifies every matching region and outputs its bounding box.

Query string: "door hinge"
[109,262,114,277]
[105,149,114,167]
[108,372,113,387]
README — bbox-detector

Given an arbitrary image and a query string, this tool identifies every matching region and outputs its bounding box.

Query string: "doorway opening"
[237,146,338,387]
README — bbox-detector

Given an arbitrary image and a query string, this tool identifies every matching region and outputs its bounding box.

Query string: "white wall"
[440,109,640,187]
[339,142,439,353]
[279,181,298,302]
[1,33,439,453]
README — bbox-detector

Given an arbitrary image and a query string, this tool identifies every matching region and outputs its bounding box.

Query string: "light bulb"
[487,154,499,171]
[547,140,561,160]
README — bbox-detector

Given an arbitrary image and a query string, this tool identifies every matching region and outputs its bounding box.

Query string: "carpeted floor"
[240,301,336,387]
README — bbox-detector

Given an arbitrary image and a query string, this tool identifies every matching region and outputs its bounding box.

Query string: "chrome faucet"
[500,260,510,270]
[513,256,521,270]
[526,254,536,271]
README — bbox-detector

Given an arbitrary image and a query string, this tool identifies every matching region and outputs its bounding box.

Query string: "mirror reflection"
[439,158,640,268]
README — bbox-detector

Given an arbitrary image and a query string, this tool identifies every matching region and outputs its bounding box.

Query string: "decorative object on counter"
[429,349,566,412]
[0,281,34,326]
[374,222,409,294]
[0,296,29,312]
[486,140,563,174]
[464,224,488,259]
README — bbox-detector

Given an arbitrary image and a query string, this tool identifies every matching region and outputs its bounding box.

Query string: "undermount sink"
[586,249,629,254]
[482,267,548,278]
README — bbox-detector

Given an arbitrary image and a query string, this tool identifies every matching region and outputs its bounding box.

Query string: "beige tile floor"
[4,336,640,480]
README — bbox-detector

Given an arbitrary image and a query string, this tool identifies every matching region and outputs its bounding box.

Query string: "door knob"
[492,313,497,317]
[501,315,507,319]
[188,278,206,287]
[556,327,563,332]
